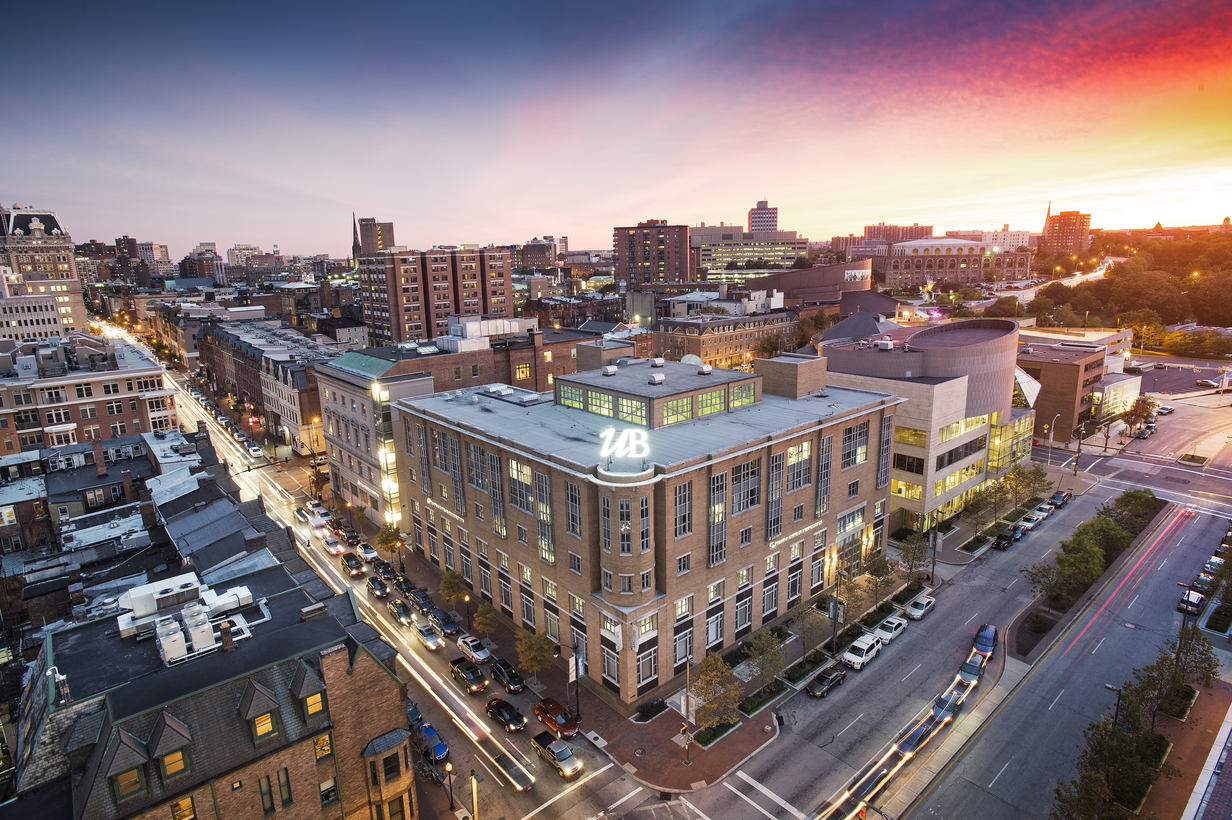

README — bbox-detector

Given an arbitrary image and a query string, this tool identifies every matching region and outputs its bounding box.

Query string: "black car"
[344,530,361,545]
[932,691,964,721]
[485,697,529,733]
[806,666,847,698]
[340,552,365,577]
[493,752,534,792]
[429,608,460,637]
[1137,428,1153,439]
[449,658,488,694]
[392,576,417,599]
[490,659,525,693]
[373,559,396,581]
[410,589,436,615]
[388,599,415,626]
[1049,490,1073,508]
[992,530,1015,550]
[366,577,390,598]
[405,698,423,727]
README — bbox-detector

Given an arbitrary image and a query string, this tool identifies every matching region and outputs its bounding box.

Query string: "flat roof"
[1017,345,1102,364]
[557,359,750,400]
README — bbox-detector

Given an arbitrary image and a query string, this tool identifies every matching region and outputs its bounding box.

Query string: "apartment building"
[0,205,88,333]
[1041,208,1092,255]
[391,356,900,713]
[613,220,690,289]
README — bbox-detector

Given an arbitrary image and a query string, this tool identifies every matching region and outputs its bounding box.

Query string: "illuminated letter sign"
[600,428,650,459]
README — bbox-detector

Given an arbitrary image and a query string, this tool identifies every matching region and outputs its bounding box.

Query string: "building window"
[675,595,692,621]
[617,397,647,425]
[314,734,333,760]
[602,646,619,683]
[507,459,533,512]
[677,553,691,575]
[500,578,513,610]
[601,496,611,552]
[566,482,581,536]
[383,752,400,782]
[763,582,778,616]
[114,766,145,800]
[731,382,755,407]
[618,498,632,554]
[602,569,612,591]
[571,594,585,619]
[848,480,859,499]
[619,574,633,594]
[736,596,752,630]
[640,495,650,552]
[788,567,802,602]
[674,481,692,537]
[674,630,693,665]
[252,711,278,741]
[708,473,727,566]
[278,767,293,805]
[161,749,188,780]
[587,390,613,416]
[569,551,582,574]
[641,569,652,591]
[517,525,527,544]
[877,415,894,488]
[842,421,870,468]
[259,776,275,814]
[663,396,692,426]
[170,796,196,820]
[786,441,811,491]
[319,778,338,806]
[522,593,536,625]
[560,384,583,409]
[637,648,658,684]
[388,797,405,820]
[304,691,327,719]
[516,363,531,380]
[706,612,723,647]
[816,435,833,516]
[731,459,760,514]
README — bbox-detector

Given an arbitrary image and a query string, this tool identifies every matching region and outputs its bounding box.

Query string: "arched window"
[912,249,919,256]
[945,248,951,255]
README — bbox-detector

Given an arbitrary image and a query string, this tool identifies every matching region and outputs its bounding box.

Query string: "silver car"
[414,622,445,651]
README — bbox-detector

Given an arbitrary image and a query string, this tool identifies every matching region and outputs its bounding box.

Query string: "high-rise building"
[0,204,89,333]
[358,217,395,256]
[863,223,933,242]
[748,200,778,232]
[358,243,512,345]
[1041,207,1092,255]
[226,243,262,266]
[613,220,690,288]
[689,224,807,271]
[137,241,170,266]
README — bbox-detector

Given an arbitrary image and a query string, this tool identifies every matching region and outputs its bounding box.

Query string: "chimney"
[93,440,106,477]
[139,500,157,529]
[220,620,237,651]
[121,469,134,502]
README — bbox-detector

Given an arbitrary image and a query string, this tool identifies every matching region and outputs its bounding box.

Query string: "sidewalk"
[1142,683,1232,820]
[398,547,782,793]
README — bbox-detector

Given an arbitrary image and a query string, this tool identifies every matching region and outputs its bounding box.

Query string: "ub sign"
[600,428,650,459]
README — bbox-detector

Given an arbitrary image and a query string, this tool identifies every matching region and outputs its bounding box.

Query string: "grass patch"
[892,581,925,605]
[1208,604,1232,633]
[739,680,787,716]
[634,699,667,722]
[1161,683,1198,720]
[694,719,738,747]
[1180,454,1209,465]
[784,650,827,684]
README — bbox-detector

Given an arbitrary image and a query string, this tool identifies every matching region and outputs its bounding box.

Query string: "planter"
[694,720,740,748]
[783,650,827,685]
[1160,684,1198,722]
[739,680,787,717]
[631,699,668,723]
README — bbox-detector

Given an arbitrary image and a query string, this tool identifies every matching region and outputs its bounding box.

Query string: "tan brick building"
[652,312,799,371]
[391,356,901,713]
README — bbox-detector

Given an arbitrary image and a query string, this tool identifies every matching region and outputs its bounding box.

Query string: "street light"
[1104,683,1122,729]
[463,594,473,629]
[1046,413,1061,467]
[445,762,455,811]
[470,770,482,820]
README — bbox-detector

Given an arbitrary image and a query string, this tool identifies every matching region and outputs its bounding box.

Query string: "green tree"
[983,297,1023,318]
[744,629,785,692]
[1049,769,1126,820]
[353,505,367,532]
[863,554,898,608]
[689,653,744,732]
[791,254,814,269]
[1056,531,1105,585]
[789,602,827,655]
[1003,464,1032,510]
[375,523,402,561]
[895,532,930,584]
[439,570,468,609]
[1098,489,1157,532]
[473,601,497,637]
[515,629,555,684]
[1025,463,1054,502]
[1076,714,1176,813]
[755,332,790,358]
[1020,560,1076,614]
[961,486,996,534]
[1072,517,1132,567]
[695,305,730,315]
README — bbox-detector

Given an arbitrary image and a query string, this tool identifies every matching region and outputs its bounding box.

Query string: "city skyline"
[3,0,1228,258]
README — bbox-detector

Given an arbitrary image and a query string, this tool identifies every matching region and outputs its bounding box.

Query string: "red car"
[534,698,577,739]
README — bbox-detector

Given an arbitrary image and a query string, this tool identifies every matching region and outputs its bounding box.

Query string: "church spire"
[351,212,361,271]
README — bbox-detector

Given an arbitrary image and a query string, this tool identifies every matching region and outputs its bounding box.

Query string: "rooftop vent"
[601,365,618,376]
[878,339,893,351]
[651,357,665,368]
[697,365,712,375]
[648,373,665,385]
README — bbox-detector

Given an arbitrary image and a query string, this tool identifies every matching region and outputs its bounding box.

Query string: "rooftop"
[1017,343,1104,364]
[557,358,750,400]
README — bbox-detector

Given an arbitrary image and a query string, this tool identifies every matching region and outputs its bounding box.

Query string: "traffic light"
[680,723,687,736]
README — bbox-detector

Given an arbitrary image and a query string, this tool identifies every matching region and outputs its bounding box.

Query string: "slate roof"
[362,728,410,758]
[822,312,902,342]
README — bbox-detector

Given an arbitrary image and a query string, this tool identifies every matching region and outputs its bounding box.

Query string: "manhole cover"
[635,748,646,757]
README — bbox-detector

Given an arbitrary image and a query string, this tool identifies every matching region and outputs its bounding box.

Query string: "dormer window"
[252,711,277,740]
[113,766,145,800]
[304,692,327,719]
[160,748,189,779]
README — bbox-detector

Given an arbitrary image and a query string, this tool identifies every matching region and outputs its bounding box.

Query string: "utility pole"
[1073,428,1082,476]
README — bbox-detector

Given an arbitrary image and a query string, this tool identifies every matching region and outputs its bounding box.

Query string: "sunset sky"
[4,0,1230,258]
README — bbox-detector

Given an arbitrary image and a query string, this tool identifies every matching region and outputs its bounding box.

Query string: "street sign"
[568,657,577,683]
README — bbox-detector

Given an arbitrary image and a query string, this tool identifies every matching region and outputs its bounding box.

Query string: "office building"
[819,318,1034,532]
[1041,207,1092,255]
[944,225,1032,252]
[1016,342,1139,439]
[356,216,395,256]
[358,245,512,345]
[226,243,262,266]
[0,205,89,333]
[613,220,690,288]
[748,201,778,232]
[689,225,808,272]
[391,356,901,713]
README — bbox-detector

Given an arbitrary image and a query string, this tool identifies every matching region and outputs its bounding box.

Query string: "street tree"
[1025,463,1053,501]
[1072,517,1132,567]
[689,653,744,732]
[788,601,827,656]
[1057,532,1105,585]
[863,554,898,608]
[1003,464,1031,510]
[961,487,996,535]
[743,629,785,693]
[472,601,497,637]
[515,629,555,685]
[756,332,791,358]
[895,533,930,584]
[375,524,402,561]
[439,570,468,609]
[353,505,368,532]
[1020,560,1076,614]
[1049,769,1126,820]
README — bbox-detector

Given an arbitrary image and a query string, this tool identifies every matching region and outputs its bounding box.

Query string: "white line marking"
[1158,558,1168,570]
[1092,638,1105,655]
[1129,594,1139,609]
[681,797,715,820]
[737,770,809,819]
[964,612,979,625]
[902,663,922,682]
[1049,689,1065,710]
[989,759,1012,790]
[1087,457,1104,472]
[1005,579,1017,590]
[837,713,864,736]
[724,783,778,820]
[520,762,614,820]
[607,786,643,811]
[1042,548,1053,559]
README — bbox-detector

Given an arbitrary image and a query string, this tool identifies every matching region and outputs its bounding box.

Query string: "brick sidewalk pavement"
[1141,684,1232,820]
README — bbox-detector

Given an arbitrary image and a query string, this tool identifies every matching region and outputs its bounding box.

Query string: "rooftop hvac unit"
[697,365,712,375]
[651,357,665,368]
[601,365,618,376]
[878,340,893,351]
[156,617,187,664]
[648,373,665,385]
[185,611,216,653]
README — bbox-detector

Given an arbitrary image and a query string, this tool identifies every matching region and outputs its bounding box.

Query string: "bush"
[738,679,787,715]
[1029,614,1052,634]
[784,650,826,684]
[892,580,925,605]
[1160,683,1198,719]
[1209,604,1232,633]
[694,719,738,747]
[635,699,667,722]
[722,643,753,668]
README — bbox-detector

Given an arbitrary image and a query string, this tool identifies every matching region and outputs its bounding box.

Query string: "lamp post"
[1046,413,1061,467]
[1104,683,1122,729]
[444,762,455,810]
[470,770,481,820]
[463,594,473,629]
[346,501,353,529]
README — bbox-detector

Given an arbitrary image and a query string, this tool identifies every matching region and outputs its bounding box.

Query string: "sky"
[4,0,1230,259]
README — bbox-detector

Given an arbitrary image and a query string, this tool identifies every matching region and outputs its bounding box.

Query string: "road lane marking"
[1049,689,1064,710]
[723,783,778,820]
[837,714,864,736]
[1129,594,1139,609]
[519,762,613,820]
[1092,638,1105,654]
[680,797,715,820]
[1087,457,1104,472]
[737,770,808,819]
[964,612,979,625]
[1041,549,1053,559]
[1158,558,1168,570]
[1004,579,1017,591]
[607,786,643,810]
[902,664,922,682]
[988,759,1012,790]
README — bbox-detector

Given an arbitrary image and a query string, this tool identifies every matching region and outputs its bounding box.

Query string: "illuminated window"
[314,734,333,760]
[252,711,277,740]
[663,397,691,426]
[515,363,531,380]
[304,692,327,718]
[731,383,755,407]
[113,767,144,800]
[698,390,725,416]
[587,390,613,417]
[171,796,196,820]
[617,397,646,425]
[161,749,188,779]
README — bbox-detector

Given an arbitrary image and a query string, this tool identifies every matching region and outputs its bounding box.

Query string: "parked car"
[413,623,445,651]
[449,658,488,694]
[958,652,987,685]
[530,731,584,778]
[1197,379,1220,388]
[246,443,263,458]
[344,531,362,546]
[359,543,379,562]
[1049,490,1073,508]
[339,552,364,577]
[429,609,461,638]
[490,659,525,693]
[365,577,390,599]
[321,536,344,555]
[1156,406,1175,415]
[493,752,534,792]
[392,576,418,599]
[1205,556,1226,575]
[373,558,396,581]
[932,691,965,721]
[806,666,847,698]
[895,719,940,759]
[388,599,415,626]
[413,723,449,763]
[1019,513,1044,531]
[972,624,998,658]
[405,698,423,728]
[458,634,492,664]
[1178,589,1207,616]
[535,698,578,739]
[841,634,883,670]
[410,589,436,615]
[1136,428,1153,439]
[906,596,936,620]
[1191,572,1218,595]
[873,616,907,644]
[485,698,528,733]
[1032,504,1054,519]
[992,530,1016,550]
